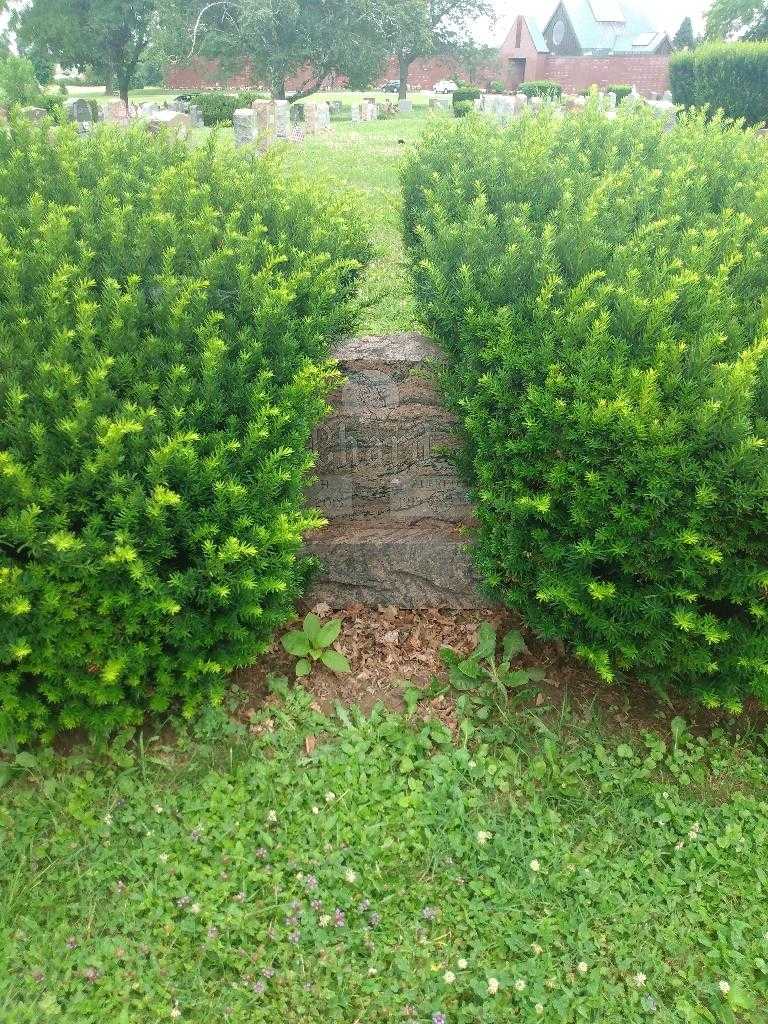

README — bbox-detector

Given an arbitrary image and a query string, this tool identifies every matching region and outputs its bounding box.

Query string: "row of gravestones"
[18,97,203,137]
[233,98,333,145]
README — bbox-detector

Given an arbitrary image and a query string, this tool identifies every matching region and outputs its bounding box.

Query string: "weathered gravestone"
[21,106,47,122]
[305,333,487,608]
[274,99,290,137]
[65,98,93,129]
[233,108,258,145]
[398,99,413,114]
[303,102,319,134]
[148,110,191,137]
[429,95,452,112]
[251,99,275,136]
[103,100,128,124]
[350,103,360,123]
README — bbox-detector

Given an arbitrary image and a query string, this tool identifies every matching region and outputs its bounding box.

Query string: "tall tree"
[159,0,389,101]
[381,0,494,100]
[12,0,157,104]
[706,0,768,40]
[673,16,696,49]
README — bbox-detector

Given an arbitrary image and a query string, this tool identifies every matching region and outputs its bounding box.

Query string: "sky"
[478,0,710,43]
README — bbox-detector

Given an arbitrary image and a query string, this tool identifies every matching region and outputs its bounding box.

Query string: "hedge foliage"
[0,118,371,741]
[670,42,768,124]
[402,105,768,710]
[607,83,632,102]
[518,80,562,98]
[188,90,269,126]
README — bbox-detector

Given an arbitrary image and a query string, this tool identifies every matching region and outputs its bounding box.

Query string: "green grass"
[2,686,768,1023]
[280,106,437,334]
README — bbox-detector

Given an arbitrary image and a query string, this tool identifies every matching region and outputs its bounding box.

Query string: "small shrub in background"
[453,85,481,118]
[189,90,271,125]
[0,118,371,741]
[0,54,43,107]
[671,42,768,124]
[518,80,562,98]
[402,105,768,710]
[607,83,632,102]
[488,79,505,94]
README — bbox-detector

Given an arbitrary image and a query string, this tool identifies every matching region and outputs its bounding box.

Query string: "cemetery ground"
[3,99,768,1023]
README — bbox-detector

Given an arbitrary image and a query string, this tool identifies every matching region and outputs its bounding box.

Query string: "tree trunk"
[104,67,117,96]
[118,70,130,106]
[398,55,411,100]
[274,78,286,100]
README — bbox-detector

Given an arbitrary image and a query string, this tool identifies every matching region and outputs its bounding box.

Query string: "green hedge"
[0,118,371,741]
[402,105,768,710]
[671,42,768,124]
[188,90,270,126]
[518,80,562,99]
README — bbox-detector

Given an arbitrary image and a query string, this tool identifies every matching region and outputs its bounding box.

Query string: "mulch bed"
[234,602,767,742]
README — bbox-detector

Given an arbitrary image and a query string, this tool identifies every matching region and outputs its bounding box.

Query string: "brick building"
[166,0,671,98]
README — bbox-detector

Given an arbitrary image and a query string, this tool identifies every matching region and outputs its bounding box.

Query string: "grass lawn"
[2,683,768,1023]
[279,107,436,335]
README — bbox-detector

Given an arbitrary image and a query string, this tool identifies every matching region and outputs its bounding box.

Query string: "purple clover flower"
[305,875,318,890]
[422,906,438,921]
[432,1013,446,1024]
[311,899,323,911]
[288,930,300,944]
[252,980,266,995]
[369,912,381,928]
[334,908,345,927]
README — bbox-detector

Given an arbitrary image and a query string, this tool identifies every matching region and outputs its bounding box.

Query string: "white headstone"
[274,99,290,137]
[398,99,412,114]
[233,108,259,145]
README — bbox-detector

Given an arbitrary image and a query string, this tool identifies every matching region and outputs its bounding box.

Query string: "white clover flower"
[170,1008,182,1020]
[325,791,336,803]
[344,869,357,884]
[487,977,500,995]
[457,958,468,970]
[318,914,331,927]
[443,971,456,984]
[514,978,526,992]
[189,903,201,914]
[718,980,731,995]
[634,972,647,988]
[104,813,113,826]
[545,977,557,989]
[368,967,378,976]
[158,853,169,863]
[530,859,541,872]
[675,840,685,850]
[577,961,588,975]
[531,942,543,955]
[312,806,320,815]
[535,1004,544,1016]
[267,810,278,823]
[476,830,492,845]
[153,804,163,814]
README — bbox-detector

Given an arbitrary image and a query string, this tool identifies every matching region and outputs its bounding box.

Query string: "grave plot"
[306,333,488,609]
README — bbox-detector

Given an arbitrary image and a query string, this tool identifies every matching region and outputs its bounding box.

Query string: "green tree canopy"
[381,0,495,99]
[12,0,156,103]
[158,0,390,101]
[706,0,768,40]
[673,15,696,48]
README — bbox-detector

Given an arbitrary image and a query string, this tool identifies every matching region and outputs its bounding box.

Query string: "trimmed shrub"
[402,105,768,710]
[607,83,632,103]
[453,86,480,118]
[0,118,371,741]
[0,55,43,107]
[518,80,562,99]
[671,42,768,124]
[488,80,506,94]
[188,90,270,126]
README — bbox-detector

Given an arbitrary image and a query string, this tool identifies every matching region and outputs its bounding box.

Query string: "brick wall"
[538,55,670,94]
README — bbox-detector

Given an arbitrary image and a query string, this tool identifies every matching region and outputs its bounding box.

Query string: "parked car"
[433,80,458,94]
[381,80,402,93]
